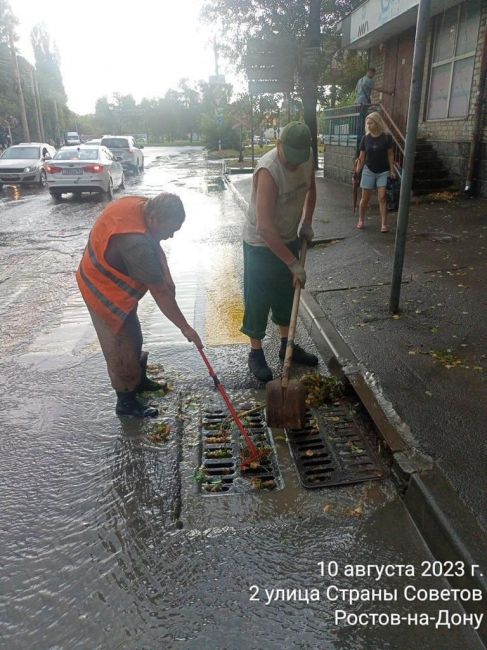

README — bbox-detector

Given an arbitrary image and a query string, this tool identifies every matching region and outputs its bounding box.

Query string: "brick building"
[324,0,487,195]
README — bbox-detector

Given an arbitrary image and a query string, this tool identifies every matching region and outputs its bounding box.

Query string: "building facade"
[324,0,487,195]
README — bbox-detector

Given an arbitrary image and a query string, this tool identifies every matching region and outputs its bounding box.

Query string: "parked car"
[0,142,56,187]
[65,132,81,146]
[252,135,269,146]
[45,145,124,200]
[100,135,144,174]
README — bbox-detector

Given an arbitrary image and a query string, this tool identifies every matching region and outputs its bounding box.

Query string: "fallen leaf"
[323,504,333,514]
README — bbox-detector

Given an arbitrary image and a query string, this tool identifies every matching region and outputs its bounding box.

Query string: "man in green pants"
[241,121,318,382]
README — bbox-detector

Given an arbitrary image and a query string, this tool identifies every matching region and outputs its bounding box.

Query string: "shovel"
[266,239,308,430]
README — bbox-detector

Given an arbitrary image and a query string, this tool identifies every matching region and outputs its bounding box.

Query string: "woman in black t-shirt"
[355,111,396,232]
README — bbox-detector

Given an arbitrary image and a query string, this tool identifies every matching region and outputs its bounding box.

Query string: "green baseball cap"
[280,121,311,165]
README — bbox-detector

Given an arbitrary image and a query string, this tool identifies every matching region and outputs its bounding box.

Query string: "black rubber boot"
[279,338,318,366]
[248,348,273,383]
[136,351,164,393]
[137,375,164,392]
[115,391,158,418]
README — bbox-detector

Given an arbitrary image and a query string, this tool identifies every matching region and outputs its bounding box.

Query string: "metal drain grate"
[286,403,384,489]
[199,407,282,495]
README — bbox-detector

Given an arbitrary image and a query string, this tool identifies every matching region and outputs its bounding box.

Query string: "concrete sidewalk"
[230,172,487,529]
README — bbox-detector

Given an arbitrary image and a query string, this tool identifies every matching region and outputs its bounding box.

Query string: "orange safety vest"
[76,196,165,333]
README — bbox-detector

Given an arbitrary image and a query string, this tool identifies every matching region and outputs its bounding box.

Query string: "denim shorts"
[360,165,389,189]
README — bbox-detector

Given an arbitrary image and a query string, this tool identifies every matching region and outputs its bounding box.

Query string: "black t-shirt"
[360,133,393,173]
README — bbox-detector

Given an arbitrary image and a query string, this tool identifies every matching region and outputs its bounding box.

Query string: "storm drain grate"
[199,407,282,495]
[286,403,384,489]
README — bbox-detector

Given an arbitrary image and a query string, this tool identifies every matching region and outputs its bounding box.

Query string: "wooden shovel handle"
[282,238,308,383]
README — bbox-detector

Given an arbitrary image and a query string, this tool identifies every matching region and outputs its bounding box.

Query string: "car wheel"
[73,191,82,200]
[49,191,62,202]
[39,170,47,188]
[140,158,144,172]
[120,172,125,190]
[132,162,140,176]
[104,178,114,200]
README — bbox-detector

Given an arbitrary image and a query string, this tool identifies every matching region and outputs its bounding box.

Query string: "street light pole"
[303,0,321,169]
[389,0,431,313]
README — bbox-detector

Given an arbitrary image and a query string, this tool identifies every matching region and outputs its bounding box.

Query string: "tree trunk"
[8,25,30,142]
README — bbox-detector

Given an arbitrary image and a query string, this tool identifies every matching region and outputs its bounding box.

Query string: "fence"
[323,103,405,175]
[323,105,362,147]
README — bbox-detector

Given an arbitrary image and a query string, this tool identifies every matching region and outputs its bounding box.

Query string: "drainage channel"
[198,404,283,495]
[286,399,385,489]
[197,387,386,495]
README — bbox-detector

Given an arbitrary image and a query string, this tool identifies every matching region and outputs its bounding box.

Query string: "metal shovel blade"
[265,377,307,430]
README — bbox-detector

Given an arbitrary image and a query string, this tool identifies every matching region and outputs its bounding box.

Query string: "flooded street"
[0,148,483,649]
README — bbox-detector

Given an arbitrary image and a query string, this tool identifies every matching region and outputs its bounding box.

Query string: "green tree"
[31,23,70,143]
[201,0,364,160]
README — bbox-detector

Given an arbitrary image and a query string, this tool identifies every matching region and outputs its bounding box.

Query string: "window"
[427,0,480,120]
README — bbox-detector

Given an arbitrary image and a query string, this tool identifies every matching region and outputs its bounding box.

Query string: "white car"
[100,135,144,174]
[0,142,56,187]
[65,132,81,145]
[45,145,125,200]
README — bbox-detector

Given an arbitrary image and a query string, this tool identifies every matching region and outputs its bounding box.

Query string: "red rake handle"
[197,348,260,460]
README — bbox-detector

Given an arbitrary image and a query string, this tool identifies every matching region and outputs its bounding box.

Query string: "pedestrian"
[241,121,318,382]
[355,67,394,145]
[355,111,396,233]
[76,193,203,417]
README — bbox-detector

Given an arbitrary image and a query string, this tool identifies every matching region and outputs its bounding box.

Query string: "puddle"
[0,148,481,650]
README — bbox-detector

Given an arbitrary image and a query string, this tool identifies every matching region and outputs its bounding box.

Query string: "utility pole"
[53,99,61,146]
[34,72,46,141]
[303,0,321,169]
[30,68,42,142]
[389,0,431,313]
[8,24,30,142]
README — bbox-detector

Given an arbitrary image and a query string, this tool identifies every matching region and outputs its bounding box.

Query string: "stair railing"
[378,103,405,176]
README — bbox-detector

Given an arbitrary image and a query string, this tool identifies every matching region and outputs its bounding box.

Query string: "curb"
[300,289,487,647]
[227,175,487,647]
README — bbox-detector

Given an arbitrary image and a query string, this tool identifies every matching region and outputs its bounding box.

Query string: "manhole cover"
[198,406,283,495]
[286,403,384,489]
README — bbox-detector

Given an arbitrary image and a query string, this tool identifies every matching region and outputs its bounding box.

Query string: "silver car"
[0,142,56,187]
[45,145,125,201]
[100,135,144,174]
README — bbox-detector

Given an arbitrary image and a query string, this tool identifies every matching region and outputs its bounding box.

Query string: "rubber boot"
[115,391,158,418]
[137,351,164,393]
[248,348,273,383]
[279,338,318,366]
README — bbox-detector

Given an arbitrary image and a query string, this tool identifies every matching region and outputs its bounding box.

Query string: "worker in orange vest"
[77,193,203,417]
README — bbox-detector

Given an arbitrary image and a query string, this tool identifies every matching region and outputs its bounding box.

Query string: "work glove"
[299,223,314,244]
[287,259,306,288]
[181,325,204,350]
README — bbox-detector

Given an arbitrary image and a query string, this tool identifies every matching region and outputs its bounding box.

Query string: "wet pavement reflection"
[0,148,482,649]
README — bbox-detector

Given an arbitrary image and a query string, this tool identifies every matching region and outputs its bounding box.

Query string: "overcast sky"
[11,0,232,114]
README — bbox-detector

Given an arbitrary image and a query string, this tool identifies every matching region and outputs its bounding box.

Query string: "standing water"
[0,148,482,650]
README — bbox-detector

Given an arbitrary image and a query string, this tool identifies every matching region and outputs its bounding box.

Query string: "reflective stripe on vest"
[86,239,145,300]
[76,196,154,333]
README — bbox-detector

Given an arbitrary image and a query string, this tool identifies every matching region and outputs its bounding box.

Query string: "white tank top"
[243,148,313,246]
